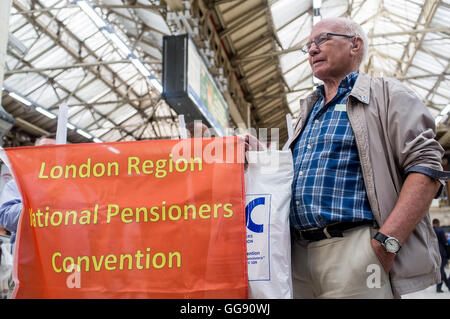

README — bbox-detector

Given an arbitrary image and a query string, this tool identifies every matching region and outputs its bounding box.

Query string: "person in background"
[0,133,56,245]
[433,218,450,293]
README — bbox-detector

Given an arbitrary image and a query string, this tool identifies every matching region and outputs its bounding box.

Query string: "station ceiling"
[2,0,449,148]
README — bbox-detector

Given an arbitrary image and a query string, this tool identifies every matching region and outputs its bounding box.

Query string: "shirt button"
[299,171,303,176]
[296,201,300,206]
[307,144,311,149]
[315,120,319,124]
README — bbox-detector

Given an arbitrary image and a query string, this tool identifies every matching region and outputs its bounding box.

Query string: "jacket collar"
[299,71,371,107]
[349,71,371,105]
[316,71,359,99]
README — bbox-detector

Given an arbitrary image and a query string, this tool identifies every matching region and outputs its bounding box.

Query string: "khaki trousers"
[291,225,394,299]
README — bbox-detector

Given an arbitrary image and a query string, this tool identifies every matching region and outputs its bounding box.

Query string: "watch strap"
[373,232,388,244]
[373,232,401,253]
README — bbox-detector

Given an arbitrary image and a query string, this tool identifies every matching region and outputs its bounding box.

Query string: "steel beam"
[374,27,448,39]
[5,60,132,74]
[233,27,449,63]
[0,0,12,107]
[395,0,440,78]
[10,4,138,140]
[94,4,165,10]
[14,0,152,139]
[219,4,267,39]
[425,62,450,102]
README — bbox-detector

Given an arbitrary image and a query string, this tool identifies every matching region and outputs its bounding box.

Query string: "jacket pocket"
[391,219,439,279]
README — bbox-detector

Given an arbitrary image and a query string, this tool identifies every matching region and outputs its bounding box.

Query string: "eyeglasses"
[301,32,355,54]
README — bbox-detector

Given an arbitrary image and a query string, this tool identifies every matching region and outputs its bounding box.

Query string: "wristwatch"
[373,232,401,254]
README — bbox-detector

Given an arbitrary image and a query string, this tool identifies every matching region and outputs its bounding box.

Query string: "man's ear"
[350,37,364,57]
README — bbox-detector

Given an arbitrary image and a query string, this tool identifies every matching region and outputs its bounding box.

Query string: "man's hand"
[237,134,266,152]
[369,173,440,275]
[237,134,266,168]
[370,238,396,274]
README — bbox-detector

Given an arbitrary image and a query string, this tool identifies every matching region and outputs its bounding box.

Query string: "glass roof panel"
[269,0,449,121]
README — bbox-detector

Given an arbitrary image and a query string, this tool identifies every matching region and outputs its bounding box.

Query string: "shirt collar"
[317,71,359,97]
[317,71,359,99]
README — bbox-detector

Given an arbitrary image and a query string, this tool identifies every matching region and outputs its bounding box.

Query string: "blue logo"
[245,197,265,233]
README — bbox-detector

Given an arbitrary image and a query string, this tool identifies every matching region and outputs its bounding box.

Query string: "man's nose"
[309,42,320,55]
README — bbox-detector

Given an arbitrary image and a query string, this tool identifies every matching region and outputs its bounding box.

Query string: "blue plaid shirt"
[290,72,374,230]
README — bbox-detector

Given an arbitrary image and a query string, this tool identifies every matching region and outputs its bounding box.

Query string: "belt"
[292,220,375,242]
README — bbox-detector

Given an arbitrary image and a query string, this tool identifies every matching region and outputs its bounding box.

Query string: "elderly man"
[287,17,445,298]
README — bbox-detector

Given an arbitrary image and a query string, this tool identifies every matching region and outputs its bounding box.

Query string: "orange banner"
[6,137,247,298]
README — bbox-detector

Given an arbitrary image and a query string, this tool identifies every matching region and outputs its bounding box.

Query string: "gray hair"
[340,18,368,65]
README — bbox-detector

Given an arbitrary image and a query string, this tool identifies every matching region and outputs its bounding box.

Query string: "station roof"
[2,0,449,148]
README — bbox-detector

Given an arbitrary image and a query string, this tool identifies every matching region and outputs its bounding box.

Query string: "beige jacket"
[287,72,444,296]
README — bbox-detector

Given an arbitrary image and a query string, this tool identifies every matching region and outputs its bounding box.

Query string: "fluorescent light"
[440,104,450,116]
[9,92,32,106]
[109,33,131,57]
[36,107,57,119]
[67,123,76,130]
[150,78,163,93]
[131,58,150,77]
[93,138,103,143]
[313,0,322,8]
[78,0,107,28]
[76,128,93,139]
[77,0,161,95]
[9,90,59,120]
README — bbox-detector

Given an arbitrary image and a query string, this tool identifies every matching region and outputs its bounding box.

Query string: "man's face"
[307,21,355,81]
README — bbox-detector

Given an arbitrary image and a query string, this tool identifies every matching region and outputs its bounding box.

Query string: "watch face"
[385,238,400,253]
